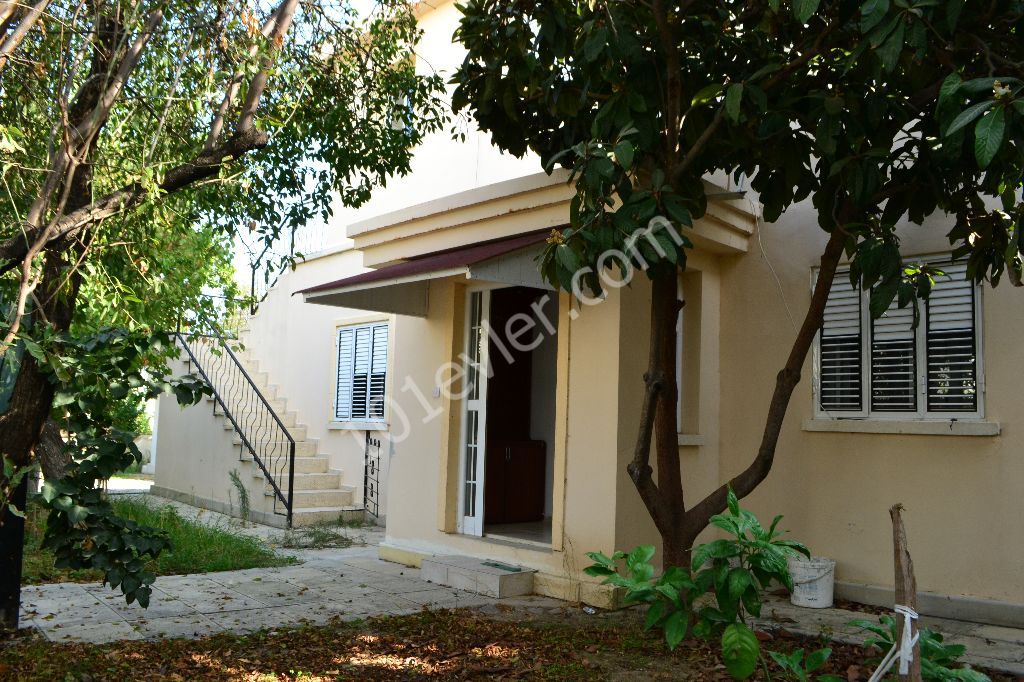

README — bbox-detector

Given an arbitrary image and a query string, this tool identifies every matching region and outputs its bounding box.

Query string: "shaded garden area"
[1,608,1014,682]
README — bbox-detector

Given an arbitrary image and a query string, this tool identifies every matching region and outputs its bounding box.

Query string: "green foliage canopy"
[453,0,1024,306]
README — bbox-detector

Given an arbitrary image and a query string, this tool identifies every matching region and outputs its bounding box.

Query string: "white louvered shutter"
[368,324,389,419]
[335,323,389,422]
[926,264,978,412]
[335,327,355,420]
[870,297,918,412]
[819,272,863,412]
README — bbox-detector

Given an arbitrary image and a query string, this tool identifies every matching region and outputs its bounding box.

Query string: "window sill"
[677,433,705,447]
[802,418,1000,437]
[328,421,388,431]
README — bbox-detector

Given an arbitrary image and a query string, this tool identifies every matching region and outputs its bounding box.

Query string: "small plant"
[228,469,250,524]
[584,545,693,649]
[769,647,843,682]
[586,487,812,680]
[852,615,990,682]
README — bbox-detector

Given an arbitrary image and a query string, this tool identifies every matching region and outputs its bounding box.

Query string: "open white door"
[458,290,489,536]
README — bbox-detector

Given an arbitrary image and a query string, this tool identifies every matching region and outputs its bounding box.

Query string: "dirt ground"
[1,605,1013,681]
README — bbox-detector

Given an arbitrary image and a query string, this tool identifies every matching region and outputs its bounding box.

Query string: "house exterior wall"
[152,363,281,521]
[718,207,1021,606]
[375,279,627,606]
[157,0,1022,618]
[241,248,401,517]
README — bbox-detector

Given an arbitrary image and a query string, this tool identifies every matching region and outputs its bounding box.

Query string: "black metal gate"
[364,432,382,519]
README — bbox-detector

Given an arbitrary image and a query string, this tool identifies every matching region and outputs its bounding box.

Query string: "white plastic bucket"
[787,556,836,609]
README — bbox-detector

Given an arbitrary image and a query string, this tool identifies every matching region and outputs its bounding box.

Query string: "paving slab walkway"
[16,496,1024,676]
[19,544,505,644]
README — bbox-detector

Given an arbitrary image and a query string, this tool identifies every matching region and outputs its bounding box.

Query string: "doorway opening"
[458,286,558,546]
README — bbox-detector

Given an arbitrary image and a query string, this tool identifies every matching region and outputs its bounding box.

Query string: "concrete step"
[290,506,365,527]
[221,409,299,429]
[221,419,304,441]
[291,455,331,474]
[421,555,536,598]
[213,396,287,415]
[288,487,355,508]
[255,471,341,491]
[232,436,318,457]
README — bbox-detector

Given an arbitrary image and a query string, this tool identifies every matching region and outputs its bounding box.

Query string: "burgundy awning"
[300,230,552,316]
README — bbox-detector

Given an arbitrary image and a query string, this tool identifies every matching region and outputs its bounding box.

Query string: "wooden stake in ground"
[890,503,922,682]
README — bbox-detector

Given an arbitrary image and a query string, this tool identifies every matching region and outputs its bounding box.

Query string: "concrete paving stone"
[155,581,269,614]
[21,582,91,599]
[365,576,443,595]
[133,613,224,640]
[205,603,351,635]
[961,654,1024,676]
[24,597,125,629]
[86,586,194,621]
[339,557,418,576]
[393,587,492,610]
[206,575,322,606]
[44,619,143,644]
[951,634,1024,663]
[271,566,336,584]
[972,623,1024,645]
[918,615,984,636]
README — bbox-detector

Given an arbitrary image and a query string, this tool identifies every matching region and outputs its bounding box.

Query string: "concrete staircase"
[188,344,362,528]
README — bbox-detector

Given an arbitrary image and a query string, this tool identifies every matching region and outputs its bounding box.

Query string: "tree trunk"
[628,266,687,565]
[0,475,27,630]
[36,419,70,481]
[627,226,849,570]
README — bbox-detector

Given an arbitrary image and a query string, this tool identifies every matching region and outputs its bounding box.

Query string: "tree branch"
[0,126,268,277]
[237,0,299,133]
[684,224,848,529]
[0,0,51,73]
[204,3,286,152]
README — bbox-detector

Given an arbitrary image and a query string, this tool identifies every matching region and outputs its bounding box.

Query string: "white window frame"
[333,320,390,425]
[812,255,986,422]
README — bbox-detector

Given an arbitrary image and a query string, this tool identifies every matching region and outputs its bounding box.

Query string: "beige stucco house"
[154,0,1023,626]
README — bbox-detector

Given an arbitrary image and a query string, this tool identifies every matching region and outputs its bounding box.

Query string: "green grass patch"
[21,496,296,585]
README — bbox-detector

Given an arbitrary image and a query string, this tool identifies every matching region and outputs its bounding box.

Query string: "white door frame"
[457,286,493,536]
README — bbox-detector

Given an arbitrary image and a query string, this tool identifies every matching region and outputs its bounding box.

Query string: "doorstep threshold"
[481,532,553,553]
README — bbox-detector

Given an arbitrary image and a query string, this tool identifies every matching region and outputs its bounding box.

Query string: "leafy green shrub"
[852,616,990,681]
[769,647,843,682]
[586,487,816,679]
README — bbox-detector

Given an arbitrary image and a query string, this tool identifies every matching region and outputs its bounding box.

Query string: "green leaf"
[727,486,740,517]
[974,106,1005,169]
[583,27,608,62]
[860,0,890,31]
[627,544,656,571]
[725,84,743,123]
[875,19,905,72]
[611,142,634,171]
[664,609,689,650]
[721,623,760,679]
[691,83,724,107]
[727,568,752,601]
[67,505,90,525]
[937,72,962,110]
[806,647,831,672]
[40,482,59,503]
[644,600,666,631]
[793,0,821,23]
[691,539,741,571]
[945,100,995,137]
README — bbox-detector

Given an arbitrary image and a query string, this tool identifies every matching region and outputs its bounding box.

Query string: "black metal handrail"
[175,330,296,527]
